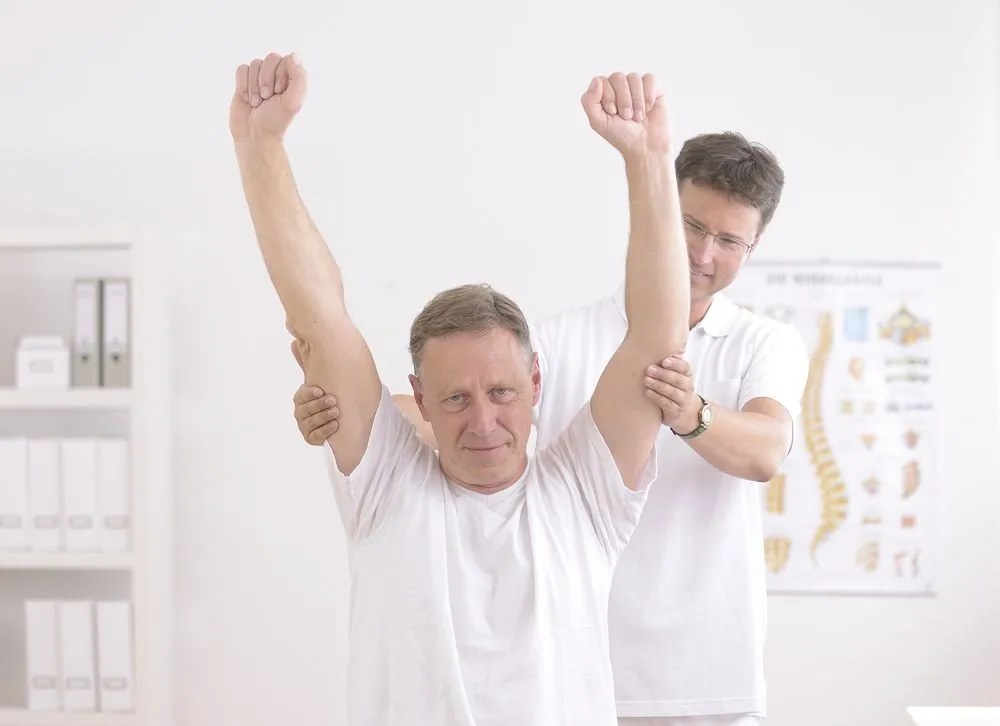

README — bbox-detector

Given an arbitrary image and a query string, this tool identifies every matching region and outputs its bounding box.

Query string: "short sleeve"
[737,323,810,447]
[323,385,434,542]
[537,401,657,563]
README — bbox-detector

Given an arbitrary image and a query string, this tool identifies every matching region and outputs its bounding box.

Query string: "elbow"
[749,448,786,483]
[667,325,689,356]
[286,301,348,340]
[748,460,779,484]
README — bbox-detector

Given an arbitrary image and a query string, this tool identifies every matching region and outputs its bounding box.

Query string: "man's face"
[409,327,540,493]
[679,180,763,303]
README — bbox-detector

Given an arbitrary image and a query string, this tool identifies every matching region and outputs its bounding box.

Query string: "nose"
[466,399,499,438]
[688,235,714,266]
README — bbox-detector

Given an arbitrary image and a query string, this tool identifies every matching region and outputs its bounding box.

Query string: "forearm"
[684,405,788,482]
[622,152,690,357]
[235,139,344,333]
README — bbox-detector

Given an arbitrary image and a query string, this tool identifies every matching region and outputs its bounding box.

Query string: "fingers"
[644,375,688,406]
[627,73,645,121]
[247,58,263,107]
[608,72,632,119]
[295,393,338,419]
[274,54,291,95]
[305,418,340,445]
[642,73,661,112]
[258,52,283,101]
[235,64,250,104]
[301,405,341,445]
[292,383,326,406]
[600,76,617,115]
[583,72,658,121]
[646,363,692,390]
[646,388,683,423]
[657,356,692,376]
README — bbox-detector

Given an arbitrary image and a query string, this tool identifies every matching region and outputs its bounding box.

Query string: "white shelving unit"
[0,389,133,410]
[0,228,173,726]
[0,709,137,726]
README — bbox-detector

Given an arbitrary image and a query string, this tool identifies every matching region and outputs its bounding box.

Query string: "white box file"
[96,601,134,711]
[96,439,130,552]
[60,439,100,552]
[27,439,61,551]
[58,600,97,711]
[0,438,29,551]
[25,600,61,711]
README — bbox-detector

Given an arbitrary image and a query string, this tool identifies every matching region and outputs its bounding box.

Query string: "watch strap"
[674,395,710,440]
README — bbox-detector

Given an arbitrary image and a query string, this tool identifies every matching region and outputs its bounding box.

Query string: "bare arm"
[644,325,809,482]
[681,398,792,482]
[590,150,690,488]
[232,54,380,475]
[237,140,380,475]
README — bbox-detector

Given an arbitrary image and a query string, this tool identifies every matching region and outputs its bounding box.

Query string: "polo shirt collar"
[612,282,740,337]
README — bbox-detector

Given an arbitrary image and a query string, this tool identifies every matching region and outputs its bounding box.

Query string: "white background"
[0,1,997,725]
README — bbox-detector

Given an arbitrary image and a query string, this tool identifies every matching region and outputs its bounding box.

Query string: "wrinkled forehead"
[420,330,532,393]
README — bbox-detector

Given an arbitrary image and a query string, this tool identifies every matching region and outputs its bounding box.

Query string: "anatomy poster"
[727,261,938,595]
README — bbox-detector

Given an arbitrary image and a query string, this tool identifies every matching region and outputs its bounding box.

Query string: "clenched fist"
[581,72,671,159]
[230,52,307,143]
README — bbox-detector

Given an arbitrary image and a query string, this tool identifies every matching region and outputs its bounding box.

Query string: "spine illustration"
[802,312,849,561]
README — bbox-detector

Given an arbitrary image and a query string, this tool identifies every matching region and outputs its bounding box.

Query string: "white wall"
[1,1,997,725]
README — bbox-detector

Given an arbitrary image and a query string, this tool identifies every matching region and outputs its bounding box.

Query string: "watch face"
[701,404,713,425]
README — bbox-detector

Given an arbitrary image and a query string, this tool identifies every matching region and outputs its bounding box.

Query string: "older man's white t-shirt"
[325,384,657,726]
[531,286,809,719]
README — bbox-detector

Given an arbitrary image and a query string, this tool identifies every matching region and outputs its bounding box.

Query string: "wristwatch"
[674,395,713,440]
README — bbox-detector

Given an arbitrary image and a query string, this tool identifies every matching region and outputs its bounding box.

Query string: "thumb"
[580,76,604,122]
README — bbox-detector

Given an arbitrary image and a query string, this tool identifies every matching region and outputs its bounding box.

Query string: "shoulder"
[726,299,808,361]
[351,385,438,477]
[532,291,621,337]
[534,401,612,472]
[531,291,624,351]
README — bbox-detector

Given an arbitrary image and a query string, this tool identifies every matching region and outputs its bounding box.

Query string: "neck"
[689,295,713,329]
[440,455,528,496]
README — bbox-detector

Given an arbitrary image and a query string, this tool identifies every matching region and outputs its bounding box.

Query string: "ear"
[408,374,429,421]
[529,353,541,406]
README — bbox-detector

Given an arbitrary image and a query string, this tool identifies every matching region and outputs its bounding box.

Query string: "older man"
[232,52,690,726]
[294,128,809,726]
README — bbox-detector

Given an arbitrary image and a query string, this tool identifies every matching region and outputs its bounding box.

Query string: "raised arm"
[582,73,690,489]
[231,52,381,475]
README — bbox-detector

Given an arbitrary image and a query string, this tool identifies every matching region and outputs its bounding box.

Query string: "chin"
[463,448,524,484]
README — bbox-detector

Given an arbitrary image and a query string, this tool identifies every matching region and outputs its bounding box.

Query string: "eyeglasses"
[683,217,754,256]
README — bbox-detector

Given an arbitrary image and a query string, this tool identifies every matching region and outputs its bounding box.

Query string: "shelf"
[0,388,131,410]
[0,710,135,726]
[0,553,134,571]
[0,228,133,252]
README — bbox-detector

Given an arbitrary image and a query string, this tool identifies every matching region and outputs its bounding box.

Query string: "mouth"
[690,269,712,279]
[466,444,506,453]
